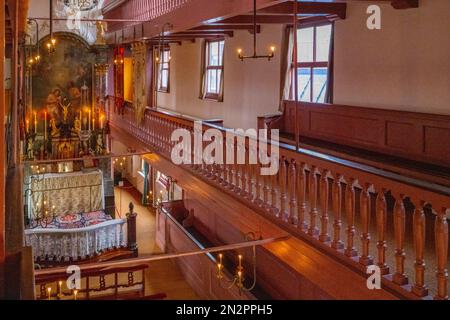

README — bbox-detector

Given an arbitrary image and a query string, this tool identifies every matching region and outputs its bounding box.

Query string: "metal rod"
[29,17,150,23]
[253,0,257,56]
[35,235,291,276]
[23,151,153,165]
[293,0,300,151]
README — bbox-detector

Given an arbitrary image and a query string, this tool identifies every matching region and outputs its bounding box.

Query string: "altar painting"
[32,35,95,130]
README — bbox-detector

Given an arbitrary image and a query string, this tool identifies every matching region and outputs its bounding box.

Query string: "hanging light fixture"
[237,0,275,61]
[47,0,56,54]
[27,19,41,64]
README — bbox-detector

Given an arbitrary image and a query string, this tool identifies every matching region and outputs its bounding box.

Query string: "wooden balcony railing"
[34,263,156,300]
[109,105,449,300]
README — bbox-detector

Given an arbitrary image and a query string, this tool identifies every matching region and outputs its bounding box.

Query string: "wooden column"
[126,202,138,257]
[0,0,6,293]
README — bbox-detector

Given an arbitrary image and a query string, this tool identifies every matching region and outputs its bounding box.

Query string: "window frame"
[204,39,225,101]
[157,48,171,93]
[291,22,332,103]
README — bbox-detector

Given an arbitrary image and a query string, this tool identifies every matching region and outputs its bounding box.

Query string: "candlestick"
[88,110,91,131]
[47,287,52,300]
[92,117,95,131]
[238,254,242,267]
[100,115,104,129]
[73,290,78,300]
[34,112,37,134]
[26,120,30,133]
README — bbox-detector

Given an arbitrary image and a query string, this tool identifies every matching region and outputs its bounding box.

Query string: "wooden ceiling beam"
[171,30,234,37]
[391,0,419,9]
[216,14,327,25]
[191,24,261,33]
[258,1,346,19]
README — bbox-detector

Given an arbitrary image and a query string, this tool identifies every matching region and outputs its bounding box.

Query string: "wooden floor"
[115,187,200,300]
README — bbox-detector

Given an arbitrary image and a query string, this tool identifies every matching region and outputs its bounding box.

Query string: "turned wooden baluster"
[297,163,307,230]
[270,162,279,216]
[359,184,373,266]
[331,174,344,249]
[289,160,298,225]
[345,179,357,257]
[319,171,331,242]
[393,194,408,285]
[247,162,254,201]
[434,207,448,300]
[254,163,263,206]
[280,157,288,221]
[375,190,389,274]
[308,167,319,237]
[263,171,271,210]
[411,201,428,297]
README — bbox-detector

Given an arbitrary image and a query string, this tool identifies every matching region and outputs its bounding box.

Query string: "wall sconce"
[216,232,259,295]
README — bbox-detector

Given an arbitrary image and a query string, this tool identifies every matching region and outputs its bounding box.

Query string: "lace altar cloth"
[25,211,126,262]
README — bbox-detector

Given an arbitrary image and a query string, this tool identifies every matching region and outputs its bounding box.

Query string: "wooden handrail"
[107,100,449,300]
[34,235,290,277]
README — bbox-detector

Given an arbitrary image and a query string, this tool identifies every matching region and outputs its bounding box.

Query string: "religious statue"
[74,116,81,133]
[50,118,59,136]
[27,138,34,160]
[95,21,107,45]
[96,134,104,155]
[59,100,72,122]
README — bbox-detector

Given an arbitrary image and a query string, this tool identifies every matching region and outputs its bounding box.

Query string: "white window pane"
[209,42,219,66]
[298,68,311,102]
[207,70,217,93]
[219,41,225,65]
[316,25,332,62]
[313,68,328,103]
[217,69,222,93]
[297,27,314,63]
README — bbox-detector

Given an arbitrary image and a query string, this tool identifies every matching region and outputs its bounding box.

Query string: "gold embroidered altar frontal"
[30,170,104,217]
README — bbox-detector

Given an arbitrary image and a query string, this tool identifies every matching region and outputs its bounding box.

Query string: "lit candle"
[73,290,78,300]
[219,253,223,265]
[58,281,62,297]
[100,115,104,129]
[238,254,242,268]
[47,287,52,300]
[34,112,37,134]
[26,120,30,133]
[44,111,47,141]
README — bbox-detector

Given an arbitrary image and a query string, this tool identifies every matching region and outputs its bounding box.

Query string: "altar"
[24,170,128,263]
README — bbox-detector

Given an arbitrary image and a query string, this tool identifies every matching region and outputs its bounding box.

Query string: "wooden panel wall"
[283,101,450,167]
